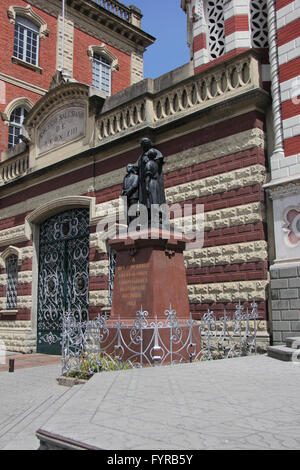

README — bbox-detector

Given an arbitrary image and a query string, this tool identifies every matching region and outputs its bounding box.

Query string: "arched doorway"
[37,208,90,354]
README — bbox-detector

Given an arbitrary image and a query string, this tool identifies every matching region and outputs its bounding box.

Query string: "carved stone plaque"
[38,106,85,154]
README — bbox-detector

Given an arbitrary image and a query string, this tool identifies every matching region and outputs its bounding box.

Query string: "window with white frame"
[8,106,28,148]
[5,255,18,310]
[92,53,111,95]
[13,16,39,66]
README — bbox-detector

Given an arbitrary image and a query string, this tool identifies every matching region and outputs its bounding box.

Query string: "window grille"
[6,255,18,310]
[206,0,225,60]
[14,16,39,66]
[250,0,269,48]
[92,53,111,95]
[8,106,28,148]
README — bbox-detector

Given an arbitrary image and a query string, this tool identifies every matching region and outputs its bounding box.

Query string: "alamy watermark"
[96,198,205,250]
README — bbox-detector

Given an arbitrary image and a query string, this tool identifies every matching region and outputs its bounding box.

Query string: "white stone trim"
[267,0,285,170]
[225,31,252,52]
[0,225,30,248]
[26,196,97,227]
[0,72,47,96]
[280,75,300,103]
[87,44,119,71]
[278,38,300,66]
[282,115,300,140]
[1,97,34,124]
[0,246,21,266]
[276,0,300,29]
[7,5,49,39]
[194,48,210,67]
[224,0,250,19]
[188,280,268,303]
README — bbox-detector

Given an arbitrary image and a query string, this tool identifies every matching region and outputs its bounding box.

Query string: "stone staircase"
[267,337,300,362]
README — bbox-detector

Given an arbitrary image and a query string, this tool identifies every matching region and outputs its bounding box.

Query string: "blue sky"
[121,0,190,79]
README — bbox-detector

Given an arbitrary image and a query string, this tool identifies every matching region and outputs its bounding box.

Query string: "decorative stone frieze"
[0,295,32,309]
[166,164,267,204]
[188,280,268,303]
[184,240,268,267]
[96,50,263,143]
[89,290,109,307]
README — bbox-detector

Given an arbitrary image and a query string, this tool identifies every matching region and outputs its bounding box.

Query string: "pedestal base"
[108,228,190,321]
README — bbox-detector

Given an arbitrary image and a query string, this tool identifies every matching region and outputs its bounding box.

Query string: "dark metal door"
[37,208,90,355]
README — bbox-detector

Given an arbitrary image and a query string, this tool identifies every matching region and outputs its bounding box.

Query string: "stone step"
[267,345,300,362]
[285,337,300,349]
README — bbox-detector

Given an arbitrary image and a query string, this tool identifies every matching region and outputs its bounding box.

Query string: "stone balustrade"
[96,50,263,143]
[0,153,29,184]
[91,0,139,24]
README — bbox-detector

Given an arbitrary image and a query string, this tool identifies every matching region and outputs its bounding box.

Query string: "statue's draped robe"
[135,149,166,209]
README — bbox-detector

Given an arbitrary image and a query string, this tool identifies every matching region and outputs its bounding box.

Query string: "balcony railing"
[95,50,264,143]
[0,153,29,184]
[90,0,137,23]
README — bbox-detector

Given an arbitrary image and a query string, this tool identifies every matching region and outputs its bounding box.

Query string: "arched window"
[8,106,28,148]
[88,44,118,96]
[14,16,40,66]
[92,53,112,95]
[5,254,18,310]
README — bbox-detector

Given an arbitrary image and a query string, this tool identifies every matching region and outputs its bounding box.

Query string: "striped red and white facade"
[274,0,300,175]
[0,0,299,352]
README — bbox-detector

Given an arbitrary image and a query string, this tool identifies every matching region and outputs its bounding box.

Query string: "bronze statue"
[121,138,166,228]
[121,163,139,225]
[135,138,166,209]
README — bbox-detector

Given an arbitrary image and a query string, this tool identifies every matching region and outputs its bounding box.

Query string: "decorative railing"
[90,0,134,23]
[61,301,261,377]
[0,153,29,184]
[95,51,262,143]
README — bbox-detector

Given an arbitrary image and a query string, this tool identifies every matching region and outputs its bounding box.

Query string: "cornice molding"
[26,0,155,55]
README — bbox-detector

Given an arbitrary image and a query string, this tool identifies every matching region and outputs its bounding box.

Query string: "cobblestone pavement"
[1,354,300,450]
[0,360,77,450]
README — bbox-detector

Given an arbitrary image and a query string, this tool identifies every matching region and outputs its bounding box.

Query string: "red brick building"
[0,0,154,153]
[0,0,299,354]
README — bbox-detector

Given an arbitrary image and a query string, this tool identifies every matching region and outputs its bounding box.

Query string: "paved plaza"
[0,353,300,450]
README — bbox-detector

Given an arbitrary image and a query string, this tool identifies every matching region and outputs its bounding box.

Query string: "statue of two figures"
[121,138,167,229]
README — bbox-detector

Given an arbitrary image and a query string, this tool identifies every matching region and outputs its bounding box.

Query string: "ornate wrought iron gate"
[37,208,90,355]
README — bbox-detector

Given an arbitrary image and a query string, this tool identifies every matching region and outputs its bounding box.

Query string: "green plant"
[65,352,132,380]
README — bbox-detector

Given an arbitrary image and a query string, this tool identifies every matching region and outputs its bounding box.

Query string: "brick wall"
[0,110,270,353]
[72,28,131,95]
[0,0,134,154]
[271,0,300,178]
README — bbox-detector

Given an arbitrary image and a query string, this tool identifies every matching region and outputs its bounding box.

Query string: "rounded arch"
[1,97,34,125]
[7,5,49,39]
[25,196,96,232]
[0,245,21,267]
[87,44,119,71]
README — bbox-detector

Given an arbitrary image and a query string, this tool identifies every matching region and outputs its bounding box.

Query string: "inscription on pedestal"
[117,262,149,309]
[38,106,85,154]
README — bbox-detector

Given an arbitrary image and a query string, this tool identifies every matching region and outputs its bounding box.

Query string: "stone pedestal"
[108,228,190,321]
